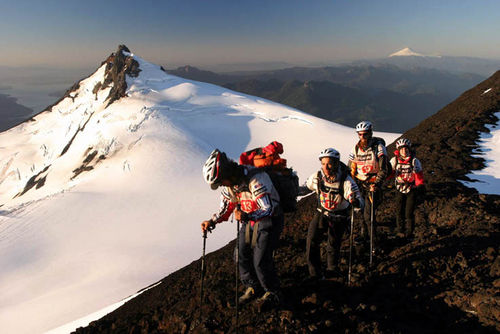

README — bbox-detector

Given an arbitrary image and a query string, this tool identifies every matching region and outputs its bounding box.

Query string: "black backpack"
[247,166,299,213]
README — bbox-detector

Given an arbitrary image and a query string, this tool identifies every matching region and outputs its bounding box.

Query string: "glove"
[351,198,361,209]
[201,220,216,233]
[234,208,249,222]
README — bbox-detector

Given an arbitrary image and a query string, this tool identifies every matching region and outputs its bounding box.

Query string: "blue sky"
[0,0,499,68]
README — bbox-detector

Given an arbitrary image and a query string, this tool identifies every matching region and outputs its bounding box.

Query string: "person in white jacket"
[201,149,283,305]
[305,148,364,280]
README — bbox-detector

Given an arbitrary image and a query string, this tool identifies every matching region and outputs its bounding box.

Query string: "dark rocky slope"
[76,72,500,333]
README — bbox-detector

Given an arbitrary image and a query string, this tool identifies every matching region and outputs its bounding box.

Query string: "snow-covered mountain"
[388,47,441,58]
[0,46,398,333]
[354,48,500,76]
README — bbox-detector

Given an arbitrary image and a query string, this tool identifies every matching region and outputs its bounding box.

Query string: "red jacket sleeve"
[414,171,424,187]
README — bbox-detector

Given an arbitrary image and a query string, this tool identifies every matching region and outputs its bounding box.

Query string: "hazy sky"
[1,0,499,69]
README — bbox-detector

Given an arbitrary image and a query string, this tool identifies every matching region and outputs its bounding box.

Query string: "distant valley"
[0,93,33,132]
[0,59,491,133]
[167,64,485,132]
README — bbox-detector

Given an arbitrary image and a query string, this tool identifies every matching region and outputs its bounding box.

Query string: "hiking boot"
[395,225,404,236]
[239,287,257,304]
[325,268,342,279]
[301,275,324,285]
[258,291,280,305]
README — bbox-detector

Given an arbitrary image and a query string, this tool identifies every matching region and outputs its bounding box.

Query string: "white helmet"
[356,121,373,132]
[203,149,227,189]
[396,138,411,149]
[318,148,340,161]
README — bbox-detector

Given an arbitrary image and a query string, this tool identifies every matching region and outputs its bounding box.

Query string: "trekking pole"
[200,229,208,320]
[235,210,240,333]
[348,205,354,286]
[369,191,374,267]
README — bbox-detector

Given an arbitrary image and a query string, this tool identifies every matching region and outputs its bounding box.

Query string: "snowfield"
[0,51,399,334]
[461,110,500,195]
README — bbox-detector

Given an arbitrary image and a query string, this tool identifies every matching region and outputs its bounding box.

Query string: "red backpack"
[239,141,299,213]
[239,141,287,169]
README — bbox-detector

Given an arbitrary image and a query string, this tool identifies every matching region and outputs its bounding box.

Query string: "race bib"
[361,165,374,174]
[320,192,338,210]
[240,199,258,212]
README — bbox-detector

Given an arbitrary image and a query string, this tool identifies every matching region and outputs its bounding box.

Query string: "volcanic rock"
[75,72,500,333]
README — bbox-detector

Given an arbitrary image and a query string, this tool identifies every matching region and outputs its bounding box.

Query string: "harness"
[239,168,271,248]
[234,180,262,249]
[245,221,260,248]
[315,162,349,216]
[394,154,415,186]
[354,140,380,178]
[354,137,390,184]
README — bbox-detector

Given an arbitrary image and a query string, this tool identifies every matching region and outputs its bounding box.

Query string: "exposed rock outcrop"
[30,45,141,120]
[101,44,141,106]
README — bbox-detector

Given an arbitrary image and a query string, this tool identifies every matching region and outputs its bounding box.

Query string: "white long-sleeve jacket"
[211,166,280,226]
[307,168,363,213]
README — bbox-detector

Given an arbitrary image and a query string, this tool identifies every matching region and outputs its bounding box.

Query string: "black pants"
[238,215,283,293]
[359,186,382,241]
[395,189,416,236]
[306,211,348,277]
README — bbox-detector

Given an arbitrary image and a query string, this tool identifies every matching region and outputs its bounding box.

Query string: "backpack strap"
[244,221,260,249]
[244,166,265,183]
[370,137,384,158]
[338,161,348,199]
[355,143,378,169]
[315,170,323,211]
[251,221,259,248]
[356,138,384,158]
[316,164,349,212]
[394,155,415,187]
[245,222,251,245]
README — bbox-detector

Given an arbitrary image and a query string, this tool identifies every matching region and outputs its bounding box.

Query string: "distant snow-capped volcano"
[389,47,441,58]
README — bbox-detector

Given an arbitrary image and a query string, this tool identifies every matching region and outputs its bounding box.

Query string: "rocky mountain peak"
[42,45,141,116]
[100,44,141,106]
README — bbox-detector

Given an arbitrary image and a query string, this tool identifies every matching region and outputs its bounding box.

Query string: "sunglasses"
[358,132,371,138]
